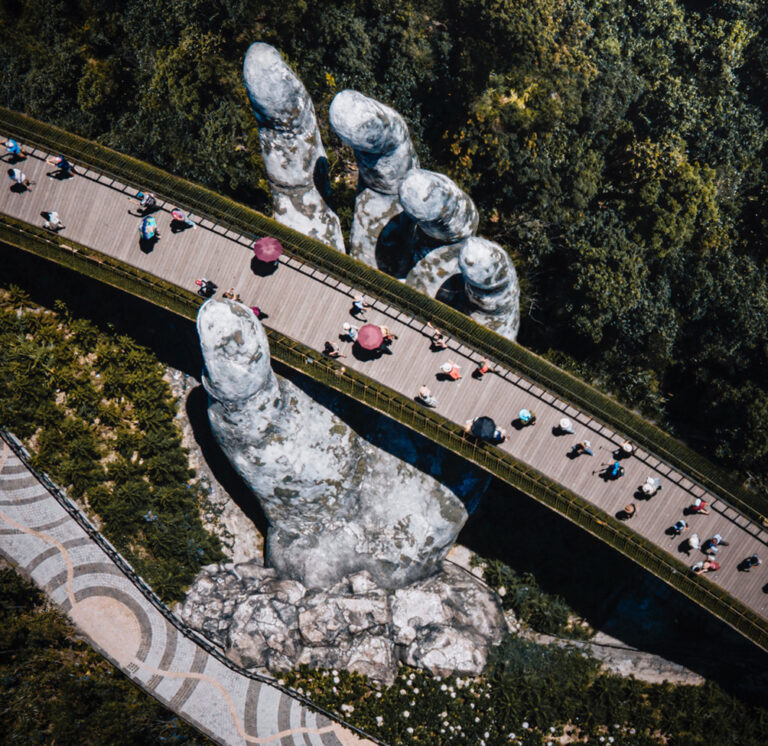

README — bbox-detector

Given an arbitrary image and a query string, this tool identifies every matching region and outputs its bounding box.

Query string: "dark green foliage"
[0,288,223,601]
[478,558,578,637]
[282,637,768,744]
[0,568,213,744]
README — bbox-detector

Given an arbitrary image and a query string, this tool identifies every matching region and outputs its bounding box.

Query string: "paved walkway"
[0,140,766,628]
[0,435,373,746]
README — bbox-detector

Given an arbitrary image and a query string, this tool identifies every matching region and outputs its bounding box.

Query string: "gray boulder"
[329,90,419,275]
[197,299,474,591]
[243,42,344,250]
[181,560,507,685]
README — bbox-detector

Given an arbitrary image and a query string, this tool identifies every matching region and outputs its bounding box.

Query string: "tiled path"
[0,434,374,746]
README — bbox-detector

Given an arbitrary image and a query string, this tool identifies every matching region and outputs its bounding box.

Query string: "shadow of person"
[352,343,382,362]
[9,182,28,193]
[139,236,158,254]
[250,255,279,277]
[46,169,74,180]
[170,218,190,233]
[678,539,693,554]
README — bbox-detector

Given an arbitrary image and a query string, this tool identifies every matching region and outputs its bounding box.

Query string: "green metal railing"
[2,106,764,529]
[2,214,767,653]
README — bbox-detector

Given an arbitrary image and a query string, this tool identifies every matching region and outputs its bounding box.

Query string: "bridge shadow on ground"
[460,479,768,702]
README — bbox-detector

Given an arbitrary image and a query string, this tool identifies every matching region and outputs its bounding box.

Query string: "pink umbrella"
[253,237,283,262]
[357,323,384,350]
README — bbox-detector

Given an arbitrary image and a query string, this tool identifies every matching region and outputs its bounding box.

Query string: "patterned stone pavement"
[0,435,375,746]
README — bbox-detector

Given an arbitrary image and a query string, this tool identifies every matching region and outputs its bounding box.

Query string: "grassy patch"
[0,286,223,602]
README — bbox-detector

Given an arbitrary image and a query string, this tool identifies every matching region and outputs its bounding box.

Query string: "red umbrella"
[253,237,283,262]
[357,323,384,350]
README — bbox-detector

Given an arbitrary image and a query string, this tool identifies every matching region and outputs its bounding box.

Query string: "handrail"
[2,106,764,528]
[0,427,387,746]
[2,215,767,654]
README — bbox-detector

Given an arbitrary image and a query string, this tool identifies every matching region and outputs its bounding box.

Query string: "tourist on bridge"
[439,361,462,380]
[518,408,536,426]
[416,385,438,408]
[622,502,637,519]
[427,322,449,350]
[170,206,196,231]
[380,325,398,346]
[671,519,688,535]
[1,138,26,160]
[687,532,701,552]
[195,278,217,298]
[324,341,346,359]
[738,554,761,572]
[351,295,371,320]
[602,460,624,480]
[139,215,159,242]
[703,534,728,555]
[689,497,711,515]
[42,211,65,232]
[557,417,575,434]
[474,358,490,378]
[46,154,75,178]
[641,476,662,497]
[571,440,593,456]
[342,322,358,342]
[135,190,157,215]
[7,167,33,191]
[615,439,634,459]
[692,559,720,575]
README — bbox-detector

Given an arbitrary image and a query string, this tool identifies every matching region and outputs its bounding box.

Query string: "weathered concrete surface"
[182,560,506,685]
[243,42,344,250]
[197,299,479,591]
[329,90,419,275]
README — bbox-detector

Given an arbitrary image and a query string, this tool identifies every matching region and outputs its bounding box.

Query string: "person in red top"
[690,498,710,515]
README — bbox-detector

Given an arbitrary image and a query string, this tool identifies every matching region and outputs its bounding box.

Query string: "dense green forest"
[1,0,767,484]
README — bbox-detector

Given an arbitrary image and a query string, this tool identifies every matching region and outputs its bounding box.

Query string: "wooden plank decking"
[2,142,767,628]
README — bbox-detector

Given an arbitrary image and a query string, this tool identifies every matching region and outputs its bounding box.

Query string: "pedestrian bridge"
[1,108,767,653]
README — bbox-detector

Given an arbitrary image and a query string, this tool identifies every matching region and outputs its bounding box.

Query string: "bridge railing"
[2,107,765,529]
[2,214,767,654]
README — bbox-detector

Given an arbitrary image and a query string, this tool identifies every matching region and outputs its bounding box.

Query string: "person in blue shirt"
[47,154,74,177]
[139,215,158,241]
[2,138,26,159]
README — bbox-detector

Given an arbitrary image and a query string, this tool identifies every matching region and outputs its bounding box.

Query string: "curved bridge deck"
[1,137,766,645]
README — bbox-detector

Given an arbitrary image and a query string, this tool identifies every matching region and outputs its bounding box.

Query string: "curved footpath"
[0,434,374,746]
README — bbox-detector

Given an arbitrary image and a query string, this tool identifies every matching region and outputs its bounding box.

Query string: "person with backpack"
[136,191,157,214]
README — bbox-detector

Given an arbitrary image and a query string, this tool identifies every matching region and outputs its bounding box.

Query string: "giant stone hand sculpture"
[243,43,344,250]
[329,90,419,276]
[197,299,476,591]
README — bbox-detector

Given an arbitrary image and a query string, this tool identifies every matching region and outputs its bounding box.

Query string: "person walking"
[672,519,688,535]
[7,167,33,190]
[324,341,346,359]
[43,211,65,231]
[739,554,761,571]
[439,361,462,380]
[2,138,26,159]
[426,322,449,350]
[139,215,159,241]
[475,358,490,377]
[46,154,75,177]
[692,560,720,575]
[609,461,625,479]
[342,322,358,342]
[690,498,710,515]
[195,278,217,297]
[572,440,594,456]
[351,295,371,320]
[416,385,438,408]
[170,206,196,230]
[136,191,157,214]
